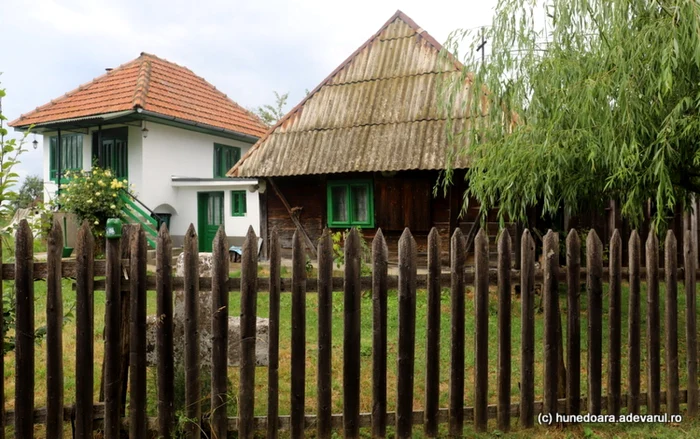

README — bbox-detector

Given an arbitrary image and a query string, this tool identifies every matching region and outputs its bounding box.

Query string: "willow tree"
[440,0,700,228]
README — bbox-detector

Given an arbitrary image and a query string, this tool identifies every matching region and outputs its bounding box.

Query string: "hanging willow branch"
[439,0,700,230]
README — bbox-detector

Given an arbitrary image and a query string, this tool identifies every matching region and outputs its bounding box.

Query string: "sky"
[1,0,499,184]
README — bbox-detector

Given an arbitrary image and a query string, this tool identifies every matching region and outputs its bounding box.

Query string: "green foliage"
[0,81,31,222]
[253,90,289,126]
[330,229,372,276]
[440,0,700,230]
[13,175,43,209]
[58,166,130,241]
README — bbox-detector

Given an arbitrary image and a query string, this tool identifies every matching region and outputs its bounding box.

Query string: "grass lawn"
[3,263,700,437]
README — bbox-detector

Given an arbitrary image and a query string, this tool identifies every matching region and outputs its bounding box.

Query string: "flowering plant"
[57,166,132,240]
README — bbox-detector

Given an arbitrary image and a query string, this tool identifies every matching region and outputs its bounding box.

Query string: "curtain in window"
[331,186,348,222]
[351,185,369,223]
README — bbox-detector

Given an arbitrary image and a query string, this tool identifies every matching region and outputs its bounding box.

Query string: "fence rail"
[3,219,700,438]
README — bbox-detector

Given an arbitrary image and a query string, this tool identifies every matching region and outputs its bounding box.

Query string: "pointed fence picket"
[3,223,700,437]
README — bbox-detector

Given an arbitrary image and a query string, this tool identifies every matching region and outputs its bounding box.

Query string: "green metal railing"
[118,191,159,247]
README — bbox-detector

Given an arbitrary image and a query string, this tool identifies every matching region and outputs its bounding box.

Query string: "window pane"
[351,185,369,223]
[331,186,348,223]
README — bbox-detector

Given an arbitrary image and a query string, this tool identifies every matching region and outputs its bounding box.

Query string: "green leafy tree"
[440,0,700,229]
[13,175,43,209]
[0,81,30,220]
[253,91,289,126]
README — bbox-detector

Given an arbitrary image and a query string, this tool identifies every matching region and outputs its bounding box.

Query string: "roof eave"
[10,109,137,133]
[137,109,262,143]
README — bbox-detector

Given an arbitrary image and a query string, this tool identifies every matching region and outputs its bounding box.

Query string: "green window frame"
[231,190,247,216]
[214,143,241,178]
[49,134,83,182]
[327,180,374,228]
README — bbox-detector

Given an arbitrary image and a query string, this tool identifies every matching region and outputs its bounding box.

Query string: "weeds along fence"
[3,218,700,439]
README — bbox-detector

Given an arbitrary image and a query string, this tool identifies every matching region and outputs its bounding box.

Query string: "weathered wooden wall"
[265,170,511,264]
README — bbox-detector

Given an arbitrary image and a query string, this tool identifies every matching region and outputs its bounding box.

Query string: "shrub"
[58,166,131,241]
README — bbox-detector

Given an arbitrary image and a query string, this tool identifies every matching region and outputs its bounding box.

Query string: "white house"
[9,53,268,251]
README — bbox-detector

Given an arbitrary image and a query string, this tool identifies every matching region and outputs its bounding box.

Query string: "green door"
[197,192,225,252]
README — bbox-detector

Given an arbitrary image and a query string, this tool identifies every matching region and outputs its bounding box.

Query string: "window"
[327,180,374,228]
[50,134,83,182]
[214,144,241,178]
[231,190,247,216]
[92,127,128,179]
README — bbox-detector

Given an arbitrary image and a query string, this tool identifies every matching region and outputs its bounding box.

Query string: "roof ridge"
[229,10,461,177]
[10,56,142,126]
[139,52,266,130]
[132,55,153,108]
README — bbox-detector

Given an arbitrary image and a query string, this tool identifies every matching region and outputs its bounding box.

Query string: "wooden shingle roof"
[229,10,471,177]
[10,53,268,138]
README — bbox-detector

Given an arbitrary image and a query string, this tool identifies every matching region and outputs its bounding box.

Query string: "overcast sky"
[1,0,498,183]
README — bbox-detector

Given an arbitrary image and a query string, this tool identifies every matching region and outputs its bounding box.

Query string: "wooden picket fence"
[3,218,700,438]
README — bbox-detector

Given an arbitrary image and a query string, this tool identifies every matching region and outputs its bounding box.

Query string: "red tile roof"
[9,52,268,138]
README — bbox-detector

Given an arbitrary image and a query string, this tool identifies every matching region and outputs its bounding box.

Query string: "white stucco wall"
[170,183,261,239]
[42,121,260,242]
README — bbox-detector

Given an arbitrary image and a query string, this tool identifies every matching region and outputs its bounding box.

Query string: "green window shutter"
[49,137,57,182]
[231,190,247,216]
[49,135,83,182]
[327,179,374,228]
[214,143,241,178]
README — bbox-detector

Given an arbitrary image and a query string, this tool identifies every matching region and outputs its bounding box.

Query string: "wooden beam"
[267,177,317,258]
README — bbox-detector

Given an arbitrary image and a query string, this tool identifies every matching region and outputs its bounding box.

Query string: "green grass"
[4,272,700,437]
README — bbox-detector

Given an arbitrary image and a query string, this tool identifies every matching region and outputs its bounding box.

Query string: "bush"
[58,166,131,241]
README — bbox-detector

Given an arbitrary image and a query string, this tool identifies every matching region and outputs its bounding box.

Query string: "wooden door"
[197,192,225,252]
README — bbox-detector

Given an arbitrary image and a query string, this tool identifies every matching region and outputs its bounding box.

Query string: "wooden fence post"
[566,229,581,417]
[397,229,417,439]
[449,228,465,437]
[74,222,94,439]
[104,225,122,439]
[520,230,535,428]
[156,224,174,438]
[238,227,257,439]
[543,231,559,418]
[268,228,281,439]
[425,228,441,437]
[665,231,679,414]
[497,230,511,432]
[291,230,307,439]
[684,212,699,415]
[212,226,231,439]
[119,224,134,410]
[317,229,333,439]
[184,224,201,439]
[372,229,389,438]
[130,226,148,439]
[343,228,361,439]
[646,231,661,415]
[628,231,641,414]
[14,220,34,439]
[46,220,64,439]
[608,230,622,417]
[586,230,603,415]
[474,229,489,431]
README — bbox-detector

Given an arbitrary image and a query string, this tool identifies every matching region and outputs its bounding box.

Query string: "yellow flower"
[94,220,99,225]
[96,192,101,196]
[110,204,116,209]
[105,170,112,177]
[112,193,117,197]
[87,199,93,204]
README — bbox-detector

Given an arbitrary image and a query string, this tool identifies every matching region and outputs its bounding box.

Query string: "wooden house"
[228,11,510,263]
